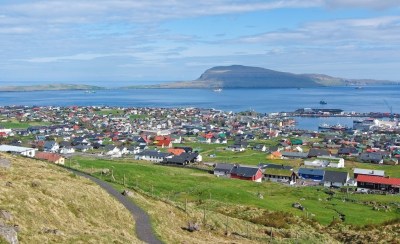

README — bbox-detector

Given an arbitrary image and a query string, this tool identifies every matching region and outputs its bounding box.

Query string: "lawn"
[95,109,124,116]
[70,157,400,227]
[0,120,51,129]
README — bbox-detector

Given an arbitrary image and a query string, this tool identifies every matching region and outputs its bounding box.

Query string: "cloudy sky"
[1,0,399,85]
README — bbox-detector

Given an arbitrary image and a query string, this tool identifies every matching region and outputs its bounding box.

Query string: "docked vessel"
[318,123,349,131]
[213,88,222,92]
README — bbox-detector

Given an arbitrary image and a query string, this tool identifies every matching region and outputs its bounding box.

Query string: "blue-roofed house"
[298,168,325,181]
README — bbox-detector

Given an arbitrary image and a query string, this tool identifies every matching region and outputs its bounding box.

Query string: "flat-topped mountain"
[150,65,398,88]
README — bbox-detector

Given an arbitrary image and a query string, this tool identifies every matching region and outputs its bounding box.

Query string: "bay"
[0,86,398,131]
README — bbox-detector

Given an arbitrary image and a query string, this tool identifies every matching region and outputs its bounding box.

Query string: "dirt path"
[66,168,162,244]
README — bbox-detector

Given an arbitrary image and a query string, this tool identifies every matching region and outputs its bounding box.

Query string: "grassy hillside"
[0,153,142,243]
[69,157,400,243]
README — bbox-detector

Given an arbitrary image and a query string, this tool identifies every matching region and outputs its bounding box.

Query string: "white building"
[304,156,345,168]
[0,145,37,158]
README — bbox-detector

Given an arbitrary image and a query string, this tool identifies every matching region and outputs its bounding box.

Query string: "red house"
[154,136,172,148]
[35,152,65,165]
[230,165,263,183]
[357,175,400,193]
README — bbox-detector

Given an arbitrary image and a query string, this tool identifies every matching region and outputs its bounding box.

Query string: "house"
[323,171,350,188]
[59,146,75,154]
[353,168,385,178]
[105,145,121,156]
[226,144,246,152]
[356,175,400,193]
[253,144,267,152]
[298,168,325,181]
[134,150,170,162]
[167,148,185,156]
[74,144,92,152]
[337,147,359,156]
[281,151,308,159]
[269,151,282,159]
[170,135,182,144]
[154,136,172,148]
[213,163,235,177]
[304,156,345,168]
[264,168,298,185]
[162,152,199,165]
[0,145,36,158]
[307,148,331,158]
[259,163,293,171]
[174,146,193,153]
[359,152,384,164]
[44,141,59,153]
[35,152,65,165]
[230,165,263,182]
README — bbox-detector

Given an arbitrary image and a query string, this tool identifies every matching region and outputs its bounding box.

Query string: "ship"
[319,100,327,105]
[318,123,350,131]
[213,88,222,92]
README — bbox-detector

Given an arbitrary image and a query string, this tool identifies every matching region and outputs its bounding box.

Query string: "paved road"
[66,168,163,244]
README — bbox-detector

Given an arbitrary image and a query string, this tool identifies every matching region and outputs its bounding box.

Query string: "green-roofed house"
[263,168,298,185]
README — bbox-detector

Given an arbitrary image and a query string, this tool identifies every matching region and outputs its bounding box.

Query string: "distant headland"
[125,65,399,89]
[1,65,399,91]
[0,84,104,92]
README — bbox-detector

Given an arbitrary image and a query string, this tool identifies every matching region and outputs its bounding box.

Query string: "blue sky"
[0,0,399,85]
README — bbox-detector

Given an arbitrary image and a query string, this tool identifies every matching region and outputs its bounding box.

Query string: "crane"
[383,99,394,121]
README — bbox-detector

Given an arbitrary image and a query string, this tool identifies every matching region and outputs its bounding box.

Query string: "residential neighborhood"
[0,105,399,194]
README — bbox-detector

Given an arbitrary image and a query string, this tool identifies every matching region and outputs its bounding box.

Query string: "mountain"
[147,65,398,88]
[0,84,104,92]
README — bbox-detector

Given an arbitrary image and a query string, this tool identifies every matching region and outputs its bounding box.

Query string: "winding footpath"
[66,168,163,244]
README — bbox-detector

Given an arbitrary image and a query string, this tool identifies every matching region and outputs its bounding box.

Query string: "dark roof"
[231,166,260,178]
[308,148,330,157]
[214,163,235,172]
[281,151,308,158]
[323,171,349,183]
[298,168,325,176]
[264,168,296,177]
[359,152,383,162]
[259,163,293,170]
[338,147,359,155]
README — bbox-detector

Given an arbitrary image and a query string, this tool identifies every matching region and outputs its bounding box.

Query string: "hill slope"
[151,65,398,88]
[0,154,141,243]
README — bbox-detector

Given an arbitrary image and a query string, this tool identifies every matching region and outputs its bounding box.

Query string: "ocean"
[0,86,399,130]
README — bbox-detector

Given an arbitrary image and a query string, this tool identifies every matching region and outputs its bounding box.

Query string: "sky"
[0,0,400,86]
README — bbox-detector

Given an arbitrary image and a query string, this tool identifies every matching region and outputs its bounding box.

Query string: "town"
[0,105,399,195]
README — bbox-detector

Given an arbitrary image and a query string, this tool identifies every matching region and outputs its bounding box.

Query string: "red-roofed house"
[167,148,185,156]
[356,175,400,193]
[35,152,65,165]
[154,136,172,148]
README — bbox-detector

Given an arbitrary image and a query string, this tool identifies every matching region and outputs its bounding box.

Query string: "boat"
[318,123,331,130]
[319,100,327,105]
[355,86,363,89]
[84,90,96,94]
[318,123,350,131]
[213,88,222,92]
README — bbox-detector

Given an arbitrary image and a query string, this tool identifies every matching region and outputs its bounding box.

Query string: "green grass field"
[0,120,51,129]
[70,157,400,227]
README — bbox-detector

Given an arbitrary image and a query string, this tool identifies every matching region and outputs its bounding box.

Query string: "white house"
[323,171,350,188]
[304,156,345,168]
[59,146,75,154]
[0,145,37,158]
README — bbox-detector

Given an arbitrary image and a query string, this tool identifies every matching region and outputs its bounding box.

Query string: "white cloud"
[325,0,400,10]
[237,16,400,46]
